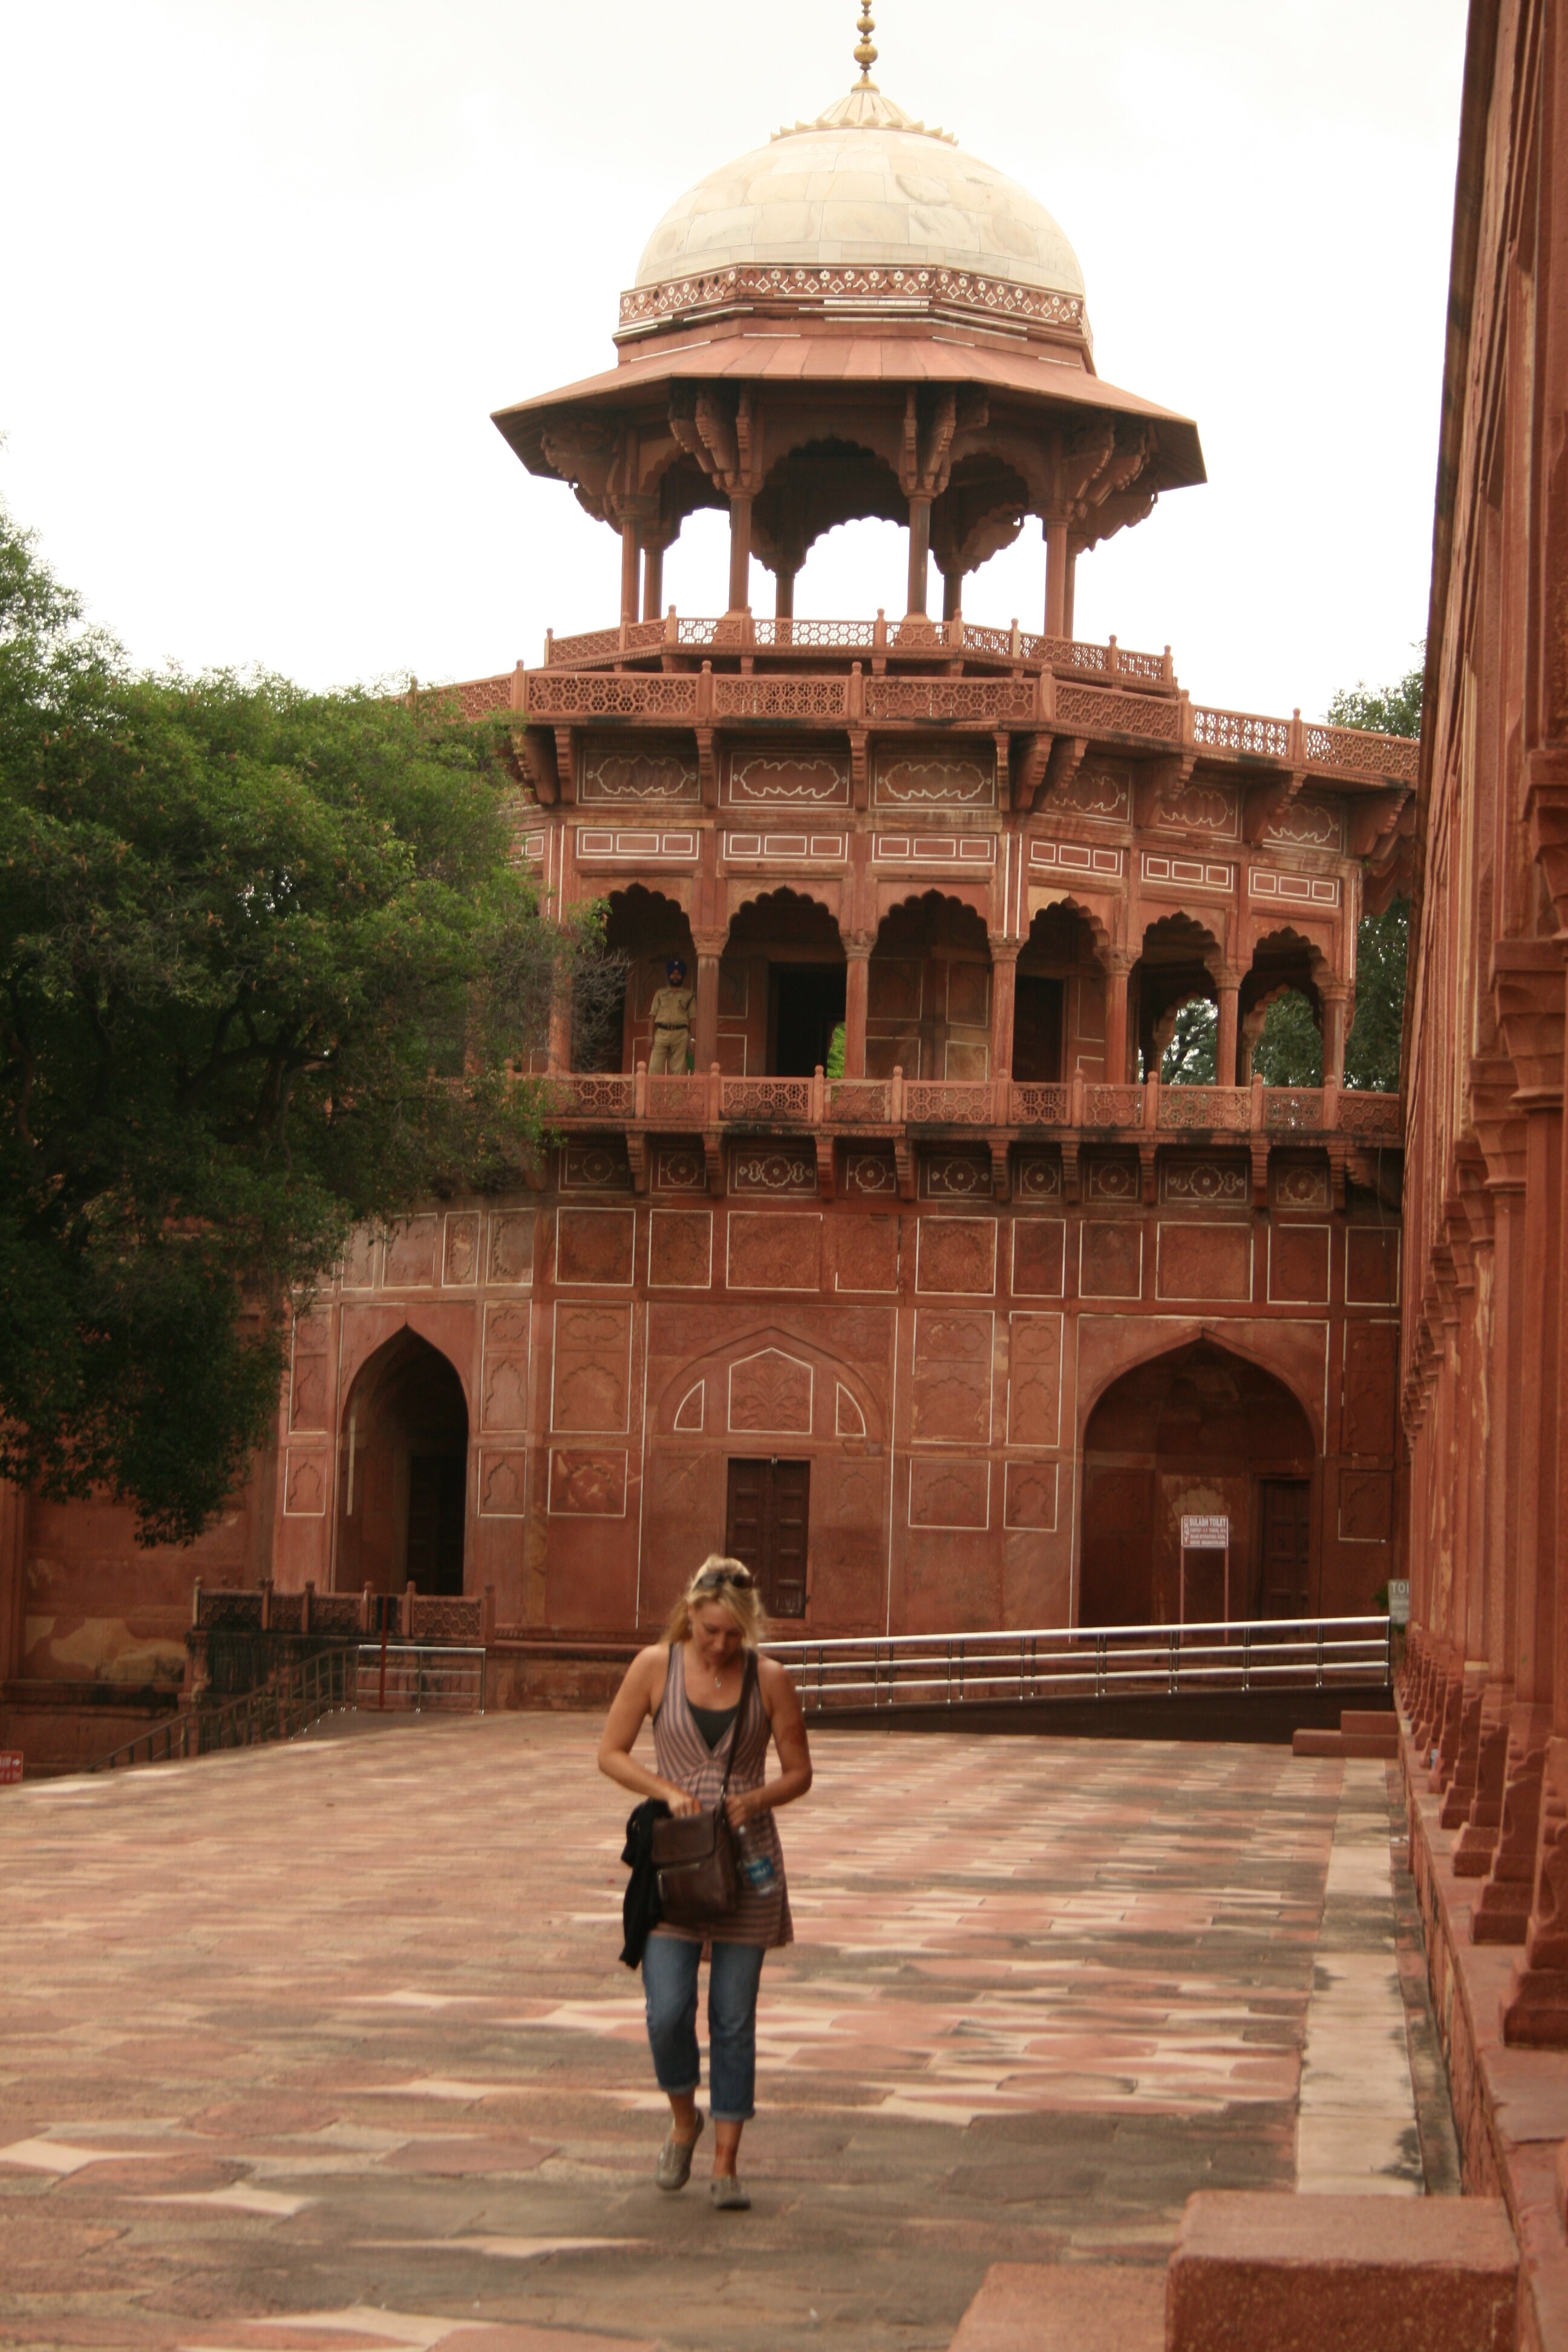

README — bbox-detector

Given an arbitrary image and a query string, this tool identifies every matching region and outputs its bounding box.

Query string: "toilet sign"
[1388,1579,1411,1625]
[1180,1515,1230,1549]
[0,1751,22,1786]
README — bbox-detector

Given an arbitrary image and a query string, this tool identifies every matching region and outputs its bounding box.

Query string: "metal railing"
[765,1615,1394,1716]
[355,1642,486,1714]
[90,1646,355,1772]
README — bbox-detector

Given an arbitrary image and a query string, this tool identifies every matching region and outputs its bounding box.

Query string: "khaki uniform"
[647,983,695,1074]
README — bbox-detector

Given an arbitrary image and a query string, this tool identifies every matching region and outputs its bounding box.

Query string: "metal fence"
[90,1645,356,1771]
[764,1615,1394,1716]
[355,1642,486,1714]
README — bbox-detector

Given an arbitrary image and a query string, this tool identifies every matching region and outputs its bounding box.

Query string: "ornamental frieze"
[874,742,995,807]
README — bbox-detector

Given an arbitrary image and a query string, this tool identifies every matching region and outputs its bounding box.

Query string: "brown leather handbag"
[651,1653,755,1927]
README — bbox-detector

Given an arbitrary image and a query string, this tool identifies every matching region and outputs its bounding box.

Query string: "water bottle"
[736,1817,777,1893]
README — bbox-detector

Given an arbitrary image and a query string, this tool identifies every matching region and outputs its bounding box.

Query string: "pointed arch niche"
[335,1330,469,1597]
[1079,1339,1315,1628]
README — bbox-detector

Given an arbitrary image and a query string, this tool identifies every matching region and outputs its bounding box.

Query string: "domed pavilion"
[494,19,1203,632]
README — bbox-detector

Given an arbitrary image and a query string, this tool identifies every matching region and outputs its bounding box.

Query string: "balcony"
[452,612,1420,792]
[544,1068,1402,1204]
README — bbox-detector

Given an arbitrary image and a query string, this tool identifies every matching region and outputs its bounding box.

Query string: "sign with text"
[1180,1515,1230,1549]
[0,1751,22,1785]
[1388,1579,1411,1626]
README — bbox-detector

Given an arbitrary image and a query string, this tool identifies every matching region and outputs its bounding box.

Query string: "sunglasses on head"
[694,1565,754,1590]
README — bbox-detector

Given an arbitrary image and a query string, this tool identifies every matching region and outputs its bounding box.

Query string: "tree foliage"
[1160,997,1217,1083]
[0,501,580,1543]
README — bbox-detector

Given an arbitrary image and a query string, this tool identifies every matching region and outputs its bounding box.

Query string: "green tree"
[1251,655,1422,1089]
[0,501,578,1544]
[1160,996,1217,1083]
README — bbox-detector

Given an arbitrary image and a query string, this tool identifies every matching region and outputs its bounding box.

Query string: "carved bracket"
[815,1133,835,1201]
[702,1130,725,1196]
[521,727,560,806]
[1133,750,1198,828]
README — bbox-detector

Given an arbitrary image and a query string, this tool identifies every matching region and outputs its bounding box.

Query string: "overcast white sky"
[2,0,1466,722]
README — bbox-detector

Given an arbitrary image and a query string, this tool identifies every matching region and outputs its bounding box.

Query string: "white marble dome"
[633,83,1086,301]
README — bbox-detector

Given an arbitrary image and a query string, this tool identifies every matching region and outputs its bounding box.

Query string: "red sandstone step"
[947,2263,1162,2351]
[1340,1709,1398,1735]
[1167,2192,1517,2352]
[1292,1728,1398,1757]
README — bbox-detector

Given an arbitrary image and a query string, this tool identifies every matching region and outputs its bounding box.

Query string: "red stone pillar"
[693,936,724,1075]
[906,494,932,619]
[941,568,963,621]
[1044,519,1070,639]
[619,520,639,628]
[641,540,664,622]
[990,941,1019,1085]
[1216,967,1242,1086]
[774,567,796,621]
[1322,984,1350,1085]
[1104,950,1135,1084]
[727,493,753,616]
[844,942,871,1080]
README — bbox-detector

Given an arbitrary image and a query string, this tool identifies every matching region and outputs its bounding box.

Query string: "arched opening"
[1132,912,1220,1079]
[1241,931,1325,1082]
[754,439,905,616]
[867,892,993,1078]
[1014,900,1106,1080]
[724,889,845,1075]
[1080,1341,1316,1627]
[336,1331,469,1598]
[597,886,696,1073]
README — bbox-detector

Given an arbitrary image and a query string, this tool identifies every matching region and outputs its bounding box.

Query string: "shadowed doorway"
[335,1330,469,1596]
[1079,1341,1315,1626]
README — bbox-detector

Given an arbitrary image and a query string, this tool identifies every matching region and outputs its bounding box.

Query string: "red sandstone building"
[1393,2,1568,2322]
[0,28,1417,1744]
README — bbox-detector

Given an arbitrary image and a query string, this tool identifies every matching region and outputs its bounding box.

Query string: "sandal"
[655,2112,704,2191]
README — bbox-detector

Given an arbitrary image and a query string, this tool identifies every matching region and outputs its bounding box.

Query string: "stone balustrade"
[546,1067,1400,1148]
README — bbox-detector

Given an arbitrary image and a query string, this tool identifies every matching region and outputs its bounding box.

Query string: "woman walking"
[598,1557,812,2209]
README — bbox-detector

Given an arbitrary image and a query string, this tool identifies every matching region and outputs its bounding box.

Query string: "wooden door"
[725,1458,811,1619]
[1258,1479,1312,1619]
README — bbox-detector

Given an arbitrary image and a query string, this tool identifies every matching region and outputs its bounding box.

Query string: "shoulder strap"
[717,1651,758,1803]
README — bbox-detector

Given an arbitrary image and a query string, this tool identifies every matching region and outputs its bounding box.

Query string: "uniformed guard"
[647,959,695,1074]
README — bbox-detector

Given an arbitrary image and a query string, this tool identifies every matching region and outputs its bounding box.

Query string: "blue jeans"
[641,1935,766,2124]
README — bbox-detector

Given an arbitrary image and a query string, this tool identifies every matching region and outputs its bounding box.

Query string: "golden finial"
[854,4,878,82]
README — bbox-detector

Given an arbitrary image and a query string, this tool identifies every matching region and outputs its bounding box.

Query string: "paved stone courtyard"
[0,1715,1452,2352]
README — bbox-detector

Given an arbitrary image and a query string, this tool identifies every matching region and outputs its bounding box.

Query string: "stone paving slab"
[0,1716,1418,2351]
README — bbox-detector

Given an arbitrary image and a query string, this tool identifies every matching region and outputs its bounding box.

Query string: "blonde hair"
[662,1555,769,1648]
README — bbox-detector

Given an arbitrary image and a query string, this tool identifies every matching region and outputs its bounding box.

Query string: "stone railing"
[546,1068,1403,1145]
[543,610,1174,681]
[509,659,1416,788]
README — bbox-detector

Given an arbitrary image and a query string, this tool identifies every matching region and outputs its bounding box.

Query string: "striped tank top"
[650,1642,792,1949]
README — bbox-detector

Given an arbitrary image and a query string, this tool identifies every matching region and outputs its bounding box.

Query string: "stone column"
[1216,966,1243,1086]
[1044,519,1070,639]
[727,493,753,616]
[990,941,1020,1085]
[1321,983,1350,1085]
[641,540,664,622]
[1494,943,1565,1716]
[547,987,572,1075]
[619,520,639,628]
[1104,950,1135,1085]
[906,494,932,619]
[844,942,872,1080]
[941,568,963,621]
[774,567,797,620]
[693,936,724,1074]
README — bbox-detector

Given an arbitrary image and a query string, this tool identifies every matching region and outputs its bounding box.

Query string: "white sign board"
[1180,1515,1230,1549]
[1388,1579,1411,1626]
